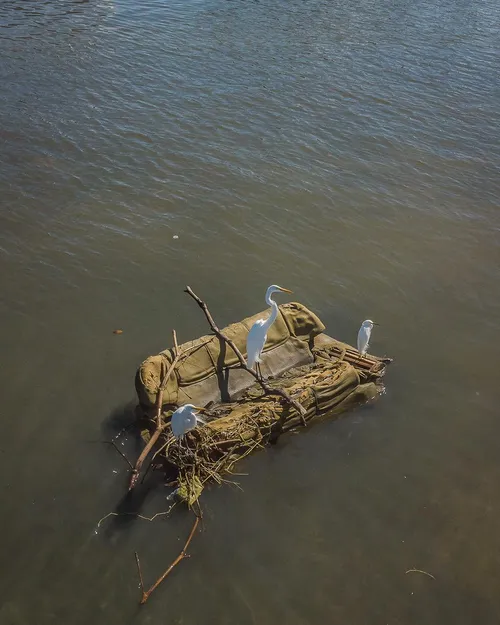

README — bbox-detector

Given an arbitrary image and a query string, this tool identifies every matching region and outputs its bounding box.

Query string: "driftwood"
[135,515,200,604]
[128,330,180,490]
[184,286,307,425]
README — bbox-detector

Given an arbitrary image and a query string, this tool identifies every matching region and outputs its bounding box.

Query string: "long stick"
[184,286,307,424]
[128,330,180,490]
[136,516,200,605]
[135,552,145,595]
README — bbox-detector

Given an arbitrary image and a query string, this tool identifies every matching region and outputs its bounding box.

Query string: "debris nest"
[144,348,387,505]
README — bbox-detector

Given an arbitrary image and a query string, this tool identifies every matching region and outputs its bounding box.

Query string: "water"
[1,0,499,622]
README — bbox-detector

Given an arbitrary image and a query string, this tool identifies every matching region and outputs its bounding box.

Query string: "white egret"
[170,404,206,440]
[246,285,293,376]
[357,319,379,356]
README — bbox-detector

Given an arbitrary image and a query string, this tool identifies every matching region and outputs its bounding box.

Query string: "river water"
[1,0,499,622]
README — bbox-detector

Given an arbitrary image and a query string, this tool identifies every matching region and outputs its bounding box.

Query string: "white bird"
[170,404,206,440]
[357,319,379,356]
[246,285,293,375]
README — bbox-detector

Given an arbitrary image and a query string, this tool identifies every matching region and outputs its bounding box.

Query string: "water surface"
[1,0,499,623]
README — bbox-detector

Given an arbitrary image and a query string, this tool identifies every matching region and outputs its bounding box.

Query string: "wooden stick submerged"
[184,286,307,424]
[135,516,200,605]
[128,330,180,491]
[103,440,134,469]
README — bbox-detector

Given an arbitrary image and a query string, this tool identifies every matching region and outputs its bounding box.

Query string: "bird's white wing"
[185,412,197,433]
[246,318,267,368]
[171,410,185,438]
[357,325,370,355]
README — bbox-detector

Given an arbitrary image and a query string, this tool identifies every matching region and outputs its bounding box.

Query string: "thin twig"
[194,500,204,523]
[112,421,136,442]
[96,510,173,529]
[405,568,436,580]
[151,431,176,462]
[184,286,306,426]
[128,330,180,490]
[135,552,145,594]
[103,441,134,470]
[137,516,200,605]
[140,460,155,484]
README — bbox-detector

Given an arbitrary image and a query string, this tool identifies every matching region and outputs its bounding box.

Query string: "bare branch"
[135,552,145,595]
[103,440,134,470]
[184,286,306,425]
[137,516,200,605]
[128,330,180,490]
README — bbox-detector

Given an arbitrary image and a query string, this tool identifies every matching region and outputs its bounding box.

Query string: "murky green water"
[1,0,499,622]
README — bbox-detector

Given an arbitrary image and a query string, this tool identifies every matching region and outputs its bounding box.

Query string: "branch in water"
[128,329,180,490]
[136,515,200,605]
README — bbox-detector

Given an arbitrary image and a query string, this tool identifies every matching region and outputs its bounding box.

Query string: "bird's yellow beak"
[193,406,207,413]
[277,286,293,294]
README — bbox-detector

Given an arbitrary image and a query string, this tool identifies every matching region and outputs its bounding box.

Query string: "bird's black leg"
[256,362,262,380]
[257,362,267,381]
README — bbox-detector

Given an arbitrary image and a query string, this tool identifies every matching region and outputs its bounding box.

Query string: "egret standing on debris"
[246,285,293,374]
[170,404,206,440]
[357,319,378,356]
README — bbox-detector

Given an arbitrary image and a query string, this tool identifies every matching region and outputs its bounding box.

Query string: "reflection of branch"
[184,286,306,425]
[136,516,200,605]
[128,330,180,491]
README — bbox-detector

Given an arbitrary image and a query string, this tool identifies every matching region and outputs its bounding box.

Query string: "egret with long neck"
[357,319,379,356]
[170,404,206,441]
[246,285,292,374]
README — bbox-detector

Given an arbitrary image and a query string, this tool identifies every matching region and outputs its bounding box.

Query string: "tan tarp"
[136,302,325,412]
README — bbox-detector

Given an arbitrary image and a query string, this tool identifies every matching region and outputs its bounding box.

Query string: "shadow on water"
[100,400,140,443]
[98,401,178,539]
[97,377,388,538]
[101,402,160,536]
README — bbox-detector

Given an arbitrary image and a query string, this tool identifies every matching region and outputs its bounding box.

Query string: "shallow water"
[1,0,499,622]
